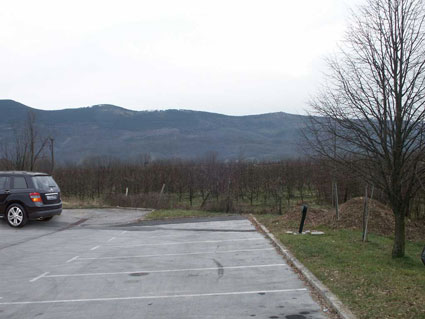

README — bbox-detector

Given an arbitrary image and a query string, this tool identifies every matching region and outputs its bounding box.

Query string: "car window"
[12,176,28,189]
[32,176,58,191]
[0,176,10,190]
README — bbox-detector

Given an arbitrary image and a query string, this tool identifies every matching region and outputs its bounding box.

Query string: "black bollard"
[421,246,425,266]
[299,205,308,234]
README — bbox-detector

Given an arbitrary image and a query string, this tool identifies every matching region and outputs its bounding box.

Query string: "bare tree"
[309,0,425,257]
[1,111,50,171]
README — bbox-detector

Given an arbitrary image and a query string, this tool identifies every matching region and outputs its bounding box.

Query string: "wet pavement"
[0,209,328,319]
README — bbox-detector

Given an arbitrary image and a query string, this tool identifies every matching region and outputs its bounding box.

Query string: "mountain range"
[0,100,309,163]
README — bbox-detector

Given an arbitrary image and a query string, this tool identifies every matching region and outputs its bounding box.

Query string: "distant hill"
[0,99,309,163]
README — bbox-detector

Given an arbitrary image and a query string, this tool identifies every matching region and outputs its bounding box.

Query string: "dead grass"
[277,198,424,242]
[144,209,234,220]
[61,196,111,209]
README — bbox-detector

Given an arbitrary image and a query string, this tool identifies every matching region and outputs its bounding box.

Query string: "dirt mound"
[331,197,395,236]
[330,197,424,241]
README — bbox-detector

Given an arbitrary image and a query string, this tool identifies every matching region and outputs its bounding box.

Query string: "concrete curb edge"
[249,215,357,319]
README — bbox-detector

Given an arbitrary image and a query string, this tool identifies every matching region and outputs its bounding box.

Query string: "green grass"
[144,209,234,220]
[256,214,425,319]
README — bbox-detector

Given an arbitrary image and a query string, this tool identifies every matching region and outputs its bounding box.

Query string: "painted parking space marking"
[66,256,79,263]
[109,237,264,248]
[29,272,50,283]
[43,263,287,279]
[103,233,262,243]
[0,288,308,305]
[103,233,219,242]
[73,247,275,262]
[0,213,326,318]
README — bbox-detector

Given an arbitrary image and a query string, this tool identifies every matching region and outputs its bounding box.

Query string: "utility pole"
[50,137,55,174]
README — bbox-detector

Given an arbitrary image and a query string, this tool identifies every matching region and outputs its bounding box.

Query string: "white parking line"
[107,237,116,242]
[90,245,100,251]
[109,237,263,248]
[75,248,275,261]
[0,288,308,305]
[119,231,127,235]
[43,264,286,279]
[66,256,79,263]
[103,233,205,242]
[29,272,50,283]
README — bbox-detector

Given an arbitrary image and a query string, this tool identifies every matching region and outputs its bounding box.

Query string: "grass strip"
[256,214,425,319]
[144,209,233,220]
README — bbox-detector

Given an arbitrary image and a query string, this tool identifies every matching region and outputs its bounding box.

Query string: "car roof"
[0,171,50,176]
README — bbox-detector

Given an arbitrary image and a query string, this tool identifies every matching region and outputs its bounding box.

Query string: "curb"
[250,215,357,319]
[63,206,152,211]
[115,206,153,211]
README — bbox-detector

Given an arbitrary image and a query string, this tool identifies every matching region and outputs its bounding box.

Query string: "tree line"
[45,157,422,219]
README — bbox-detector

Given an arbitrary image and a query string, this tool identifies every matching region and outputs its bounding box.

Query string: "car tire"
[6,204,28,228]
[39,216,53,222]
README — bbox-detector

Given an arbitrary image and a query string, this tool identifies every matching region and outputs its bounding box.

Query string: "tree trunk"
[392,208,406,258]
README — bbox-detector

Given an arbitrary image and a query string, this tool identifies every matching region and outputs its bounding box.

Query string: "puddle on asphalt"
[129,272,149,277]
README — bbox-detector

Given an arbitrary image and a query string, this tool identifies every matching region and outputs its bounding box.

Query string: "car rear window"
[12,177,28,189]
[32,176,59,191]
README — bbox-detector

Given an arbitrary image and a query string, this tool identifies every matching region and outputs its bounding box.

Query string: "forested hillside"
[0,100,307,163]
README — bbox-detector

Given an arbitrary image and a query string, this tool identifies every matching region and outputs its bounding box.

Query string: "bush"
[203,198,235,213]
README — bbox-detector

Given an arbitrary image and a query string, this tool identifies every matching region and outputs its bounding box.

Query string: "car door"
[0,176,11,214]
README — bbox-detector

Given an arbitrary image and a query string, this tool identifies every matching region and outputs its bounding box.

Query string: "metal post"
[298,205,308,234]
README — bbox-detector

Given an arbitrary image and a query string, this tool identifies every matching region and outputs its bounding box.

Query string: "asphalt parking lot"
[0,209,328,319]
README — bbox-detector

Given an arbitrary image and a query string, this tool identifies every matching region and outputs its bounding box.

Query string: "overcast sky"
[0,0,362,115]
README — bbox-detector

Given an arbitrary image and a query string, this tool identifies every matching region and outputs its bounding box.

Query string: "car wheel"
[39,216,53,222]
[6,204,28,228]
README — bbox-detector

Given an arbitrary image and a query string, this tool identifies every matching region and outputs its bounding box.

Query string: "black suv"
[0,171,62,228]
